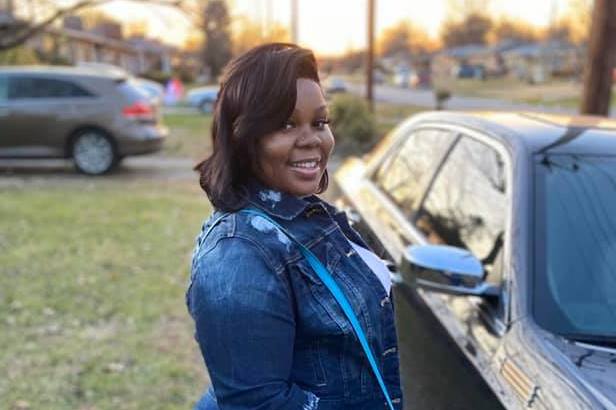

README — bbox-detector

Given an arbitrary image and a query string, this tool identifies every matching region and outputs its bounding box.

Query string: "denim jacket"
[186,181,403,410]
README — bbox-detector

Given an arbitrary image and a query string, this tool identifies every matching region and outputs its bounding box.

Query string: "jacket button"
[380,296,390,307]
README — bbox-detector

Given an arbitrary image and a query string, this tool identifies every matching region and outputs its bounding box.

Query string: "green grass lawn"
[0,181,212,409]
[433,76,616,110]
[375,101,426,136]
[162,112,212,160]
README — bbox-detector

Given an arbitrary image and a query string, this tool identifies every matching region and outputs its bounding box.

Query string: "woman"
[187,43,403,410]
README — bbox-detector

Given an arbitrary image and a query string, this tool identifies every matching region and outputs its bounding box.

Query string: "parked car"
[395,68,431,88]
[186,85,219,113]
[0,66,167,174]
[335,111,616,409]
[324,76,348,94]
[77,61,165,104]
[453,64,486,80]
[409,69,431,89]
[133,77,165,104]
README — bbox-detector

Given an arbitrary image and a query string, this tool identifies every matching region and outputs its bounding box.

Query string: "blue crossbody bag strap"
[239,208,395,410]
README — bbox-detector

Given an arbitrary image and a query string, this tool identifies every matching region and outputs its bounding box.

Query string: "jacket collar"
[243,179,370,248]
[245,179,315,221]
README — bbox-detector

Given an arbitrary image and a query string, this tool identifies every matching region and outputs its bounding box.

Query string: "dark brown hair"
[194,43,327,211]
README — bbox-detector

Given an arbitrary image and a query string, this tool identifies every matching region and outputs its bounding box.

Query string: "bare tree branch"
[0,0,188,51]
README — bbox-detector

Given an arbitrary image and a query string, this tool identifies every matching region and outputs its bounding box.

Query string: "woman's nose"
[296,125,321,147]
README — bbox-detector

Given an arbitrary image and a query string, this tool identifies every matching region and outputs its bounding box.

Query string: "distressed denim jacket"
[186,181,403,410]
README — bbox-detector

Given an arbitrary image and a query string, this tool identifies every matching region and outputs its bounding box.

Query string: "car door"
[343,126,508,408]
[2,75,92,157]
[412,133,511,397]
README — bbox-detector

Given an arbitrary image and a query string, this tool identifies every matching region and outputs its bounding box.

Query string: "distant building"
[432,41,522,79]
[18,15,201,78]
[502,40,585,83]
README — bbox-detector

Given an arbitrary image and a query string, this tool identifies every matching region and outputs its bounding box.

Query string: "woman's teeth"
[290,160,318,169]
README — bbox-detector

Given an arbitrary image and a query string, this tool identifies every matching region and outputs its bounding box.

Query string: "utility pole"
[580,0,616,116]
[291,0,298,43]
[366,0,375,112]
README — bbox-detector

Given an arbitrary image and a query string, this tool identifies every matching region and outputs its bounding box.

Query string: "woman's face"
[256,78,334,197]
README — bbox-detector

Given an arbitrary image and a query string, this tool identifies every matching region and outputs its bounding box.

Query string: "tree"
[567,0,593,43]
[440,13,492,47]
[0,0,183,51]
[545,18,575,42]
[488,18,538,44]
[377,20,434,59]
[202,0,231,80]
[232,14,289,56]
[445,0,489,21]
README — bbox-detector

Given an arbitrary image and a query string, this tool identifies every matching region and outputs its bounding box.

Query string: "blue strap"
[239,208,396,410]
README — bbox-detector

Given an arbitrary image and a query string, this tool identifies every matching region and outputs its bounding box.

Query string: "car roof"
[406,111,616,156]
[0,65,126,81]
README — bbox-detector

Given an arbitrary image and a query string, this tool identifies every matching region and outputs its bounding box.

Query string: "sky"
[100,0,572,55]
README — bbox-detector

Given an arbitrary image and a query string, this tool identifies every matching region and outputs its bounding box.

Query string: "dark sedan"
[335,111,616,409]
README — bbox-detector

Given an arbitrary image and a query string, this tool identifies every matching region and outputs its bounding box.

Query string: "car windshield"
[534,155,616,339]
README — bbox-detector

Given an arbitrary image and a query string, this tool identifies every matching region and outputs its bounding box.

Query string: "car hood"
[548,337,616,409]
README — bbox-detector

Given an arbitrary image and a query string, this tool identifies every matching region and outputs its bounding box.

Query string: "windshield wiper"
[561,333,616,348]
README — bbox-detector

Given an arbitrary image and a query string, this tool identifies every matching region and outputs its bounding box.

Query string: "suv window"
[372,128,457,217]
[8,77,93,99]
[416,135,507,286]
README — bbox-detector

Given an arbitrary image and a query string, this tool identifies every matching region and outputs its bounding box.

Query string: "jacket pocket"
[291,242,355,336]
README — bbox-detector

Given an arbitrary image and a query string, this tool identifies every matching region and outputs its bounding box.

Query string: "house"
[501,40,585,83]
[432,40,524,79]
[17,15,201,78]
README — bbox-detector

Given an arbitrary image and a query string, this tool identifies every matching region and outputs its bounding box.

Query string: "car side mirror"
[400,244,499,297]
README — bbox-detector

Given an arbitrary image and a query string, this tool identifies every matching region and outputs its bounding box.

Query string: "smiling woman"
[187,43,403,410]
[257,78,334,197]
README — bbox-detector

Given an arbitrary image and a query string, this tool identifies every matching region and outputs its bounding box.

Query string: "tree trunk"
[580,0,616,116]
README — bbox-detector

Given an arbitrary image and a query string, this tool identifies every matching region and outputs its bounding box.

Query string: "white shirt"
[349,240,392,295]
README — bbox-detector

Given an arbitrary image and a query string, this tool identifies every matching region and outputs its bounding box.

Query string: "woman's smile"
[288,157,322,179]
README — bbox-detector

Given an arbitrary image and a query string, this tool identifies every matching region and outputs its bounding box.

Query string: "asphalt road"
[348,83,616,117]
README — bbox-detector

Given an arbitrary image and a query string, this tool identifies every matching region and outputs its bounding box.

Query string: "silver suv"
[0,66,168,174]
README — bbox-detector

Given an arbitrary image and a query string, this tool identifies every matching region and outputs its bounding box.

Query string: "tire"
[71,129,118,175]
[199,100,214,114]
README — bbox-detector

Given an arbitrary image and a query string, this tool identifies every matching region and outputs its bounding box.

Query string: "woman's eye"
[314,119,330,129]
[283,121,295,130]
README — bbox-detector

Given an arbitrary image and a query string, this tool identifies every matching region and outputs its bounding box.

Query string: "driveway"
[0,156,198,188]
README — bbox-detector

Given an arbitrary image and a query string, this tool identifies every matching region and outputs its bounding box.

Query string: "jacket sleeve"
[188,236,319,410]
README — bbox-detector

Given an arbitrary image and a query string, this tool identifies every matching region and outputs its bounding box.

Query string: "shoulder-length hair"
[194,43,328,211]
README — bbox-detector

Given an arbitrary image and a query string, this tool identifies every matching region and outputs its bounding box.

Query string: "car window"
[117,79,150,103]
[372,128,457,217]
[416,135,507,286]
[534,155,616,338]
[8,77,93,99]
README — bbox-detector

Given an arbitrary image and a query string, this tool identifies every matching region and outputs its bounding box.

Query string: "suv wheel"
[72,130,118,175]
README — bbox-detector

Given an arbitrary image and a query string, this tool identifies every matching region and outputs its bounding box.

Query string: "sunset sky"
[100,0,573,55]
